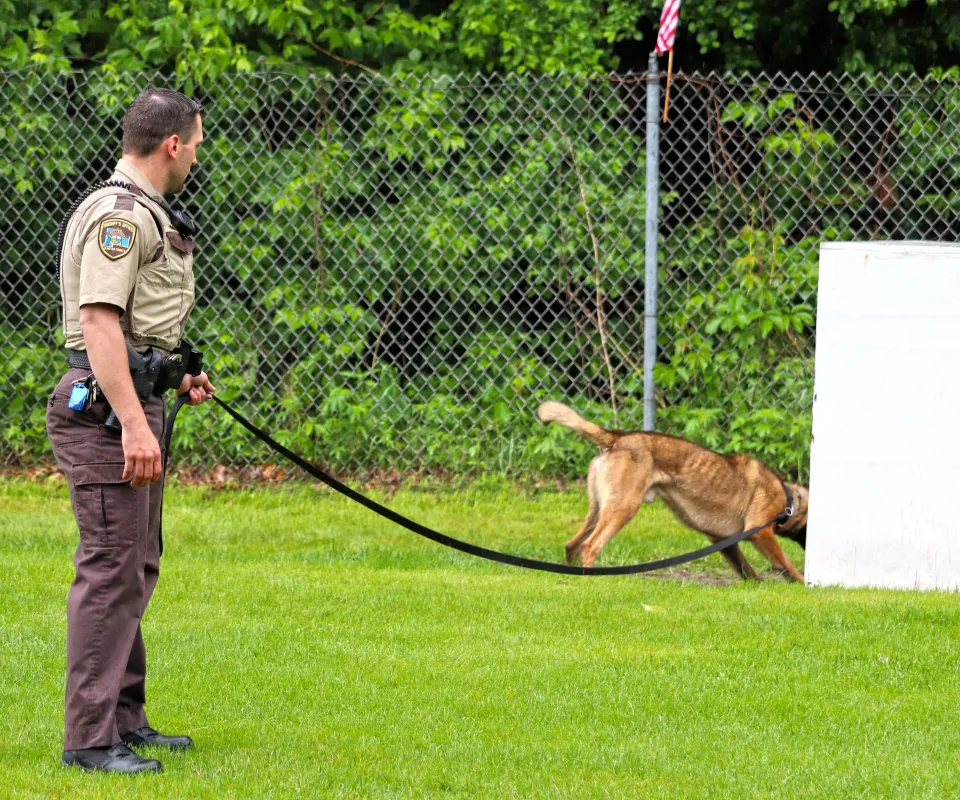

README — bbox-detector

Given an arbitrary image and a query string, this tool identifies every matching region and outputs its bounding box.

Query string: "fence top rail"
[1,65,956,89]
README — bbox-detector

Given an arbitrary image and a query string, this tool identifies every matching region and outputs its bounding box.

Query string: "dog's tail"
[536,401,617,448]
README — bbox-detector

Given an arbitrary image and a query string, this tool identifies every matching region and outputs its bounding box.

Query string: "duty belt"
[68,347,178,372]
[67,350,94,370]
[68,344,201,384]
[67,342,203,433]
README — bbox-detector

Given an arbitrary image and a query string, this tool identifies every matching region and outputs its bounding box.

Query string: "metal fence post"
[643,52,661,432]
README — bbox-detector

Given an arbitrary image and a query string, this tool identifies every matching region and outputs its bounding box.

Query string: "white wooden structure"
[807,241,960,591]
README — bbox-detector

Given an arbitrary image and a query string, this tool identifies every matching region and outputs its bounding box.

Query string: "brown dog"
[537,401,808,581]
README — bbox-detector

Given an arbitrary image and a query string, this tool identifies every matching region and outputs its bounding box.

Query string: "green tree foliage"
[1,0,957,78]
[1,3,957,478]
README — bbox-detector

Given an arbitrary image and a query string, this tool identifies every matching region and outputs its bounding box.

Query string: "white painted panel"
[807,241,960,591]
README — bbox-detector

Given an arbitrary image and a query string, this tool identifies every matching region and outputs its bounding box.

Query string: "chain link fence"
[2,68,957,479]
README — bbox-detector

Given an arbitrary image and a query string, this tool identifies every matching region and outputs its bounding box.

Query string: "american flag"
[655,0,681,54]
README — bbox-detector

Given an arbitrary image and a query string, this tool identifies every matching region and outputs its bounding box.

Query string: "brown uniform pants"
[46,368,166,751]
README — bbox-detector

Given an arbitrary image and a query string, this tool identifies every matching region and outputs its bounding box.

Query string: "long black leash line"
[164,395,788,576]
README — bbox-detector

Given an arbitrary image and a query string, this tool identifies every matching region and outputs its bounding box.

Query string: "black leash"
[163,395,790,576]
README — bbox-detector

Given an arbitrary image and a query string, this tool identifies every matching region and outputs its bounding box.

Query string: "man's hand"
[176,371,215,406]
[121,420,163,487]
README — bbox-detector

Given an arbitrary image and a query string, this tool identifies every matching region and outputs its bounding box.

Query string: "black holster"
[104,341,203,433]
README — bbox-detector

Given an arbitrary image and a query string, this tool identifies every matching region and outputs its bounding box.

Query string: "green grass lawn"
[2,475,959,799]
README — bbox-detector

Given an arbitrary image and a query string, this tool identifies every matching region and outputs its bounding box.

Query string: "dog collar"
[780,483,795,521]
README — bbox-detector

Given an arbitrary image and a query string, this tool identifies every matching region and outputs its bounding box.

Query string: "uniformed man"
[46,88,215,774]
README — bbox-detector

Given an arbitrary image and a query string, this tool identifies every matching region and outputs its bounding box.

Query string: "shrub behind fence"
[2,69,957,479]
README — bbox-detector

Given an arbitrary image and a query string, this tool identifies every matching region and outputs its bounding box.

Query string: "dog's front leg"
[747,524,804,582]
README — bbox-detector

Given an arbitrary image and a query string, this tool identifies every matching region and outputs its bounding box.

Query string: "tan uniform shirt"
[60,159,196,354]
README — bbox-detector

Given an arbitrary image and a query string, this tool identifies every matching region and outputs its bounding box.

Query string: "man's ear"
[165,134,182,158]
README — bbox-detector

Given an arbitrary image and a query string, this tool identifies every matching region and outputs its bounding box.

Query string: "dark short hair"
[121,88,206,157]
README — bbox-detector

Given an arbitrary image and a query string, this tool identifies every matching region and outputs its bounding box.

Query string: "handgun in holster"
[104,341,204,434]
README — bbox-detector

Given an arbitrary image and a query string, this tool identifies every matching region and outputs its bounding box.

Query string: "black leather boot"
[62,742,162,773]
[122,725,194,751]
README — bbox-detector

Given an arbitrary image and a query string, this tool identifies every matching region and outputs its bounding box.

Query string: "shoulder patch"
[98,218,138,261]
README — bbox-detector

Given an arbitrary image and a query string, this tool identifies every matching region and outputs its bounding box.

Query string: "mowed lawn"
[2,476,959,799]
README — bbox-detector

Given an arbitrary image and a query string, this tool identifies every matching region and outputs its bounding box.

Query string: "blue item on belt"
[68,381,90,412]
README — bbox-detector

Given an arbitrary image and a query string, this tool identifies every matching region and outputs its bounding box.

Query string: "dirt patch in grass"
[645,567,796,587]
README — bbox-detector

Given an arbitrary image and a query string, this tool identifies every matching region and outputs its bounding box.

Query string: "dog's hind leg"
[747,523,804,583]
[581,503,644,568]
[706,534,762,581]
[566,458,600,564]
[580,452,649,569]
[565,514,598,565]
